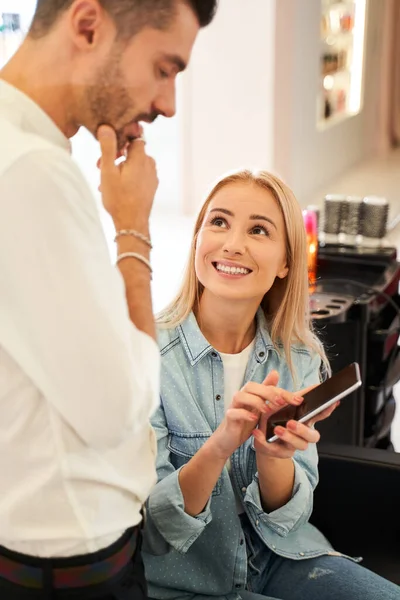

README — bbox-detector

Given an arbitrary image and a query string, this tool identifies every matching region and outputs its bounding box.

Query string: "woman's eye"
[251,225,269,236]
[210,217,227,228]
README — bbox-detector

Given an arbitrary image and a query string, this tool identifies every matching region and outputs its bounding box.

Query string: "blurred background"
[1,0,400,451]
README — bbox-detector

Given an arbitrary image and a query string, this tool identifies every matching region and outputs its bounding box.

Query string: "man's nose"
[153,82,177,119]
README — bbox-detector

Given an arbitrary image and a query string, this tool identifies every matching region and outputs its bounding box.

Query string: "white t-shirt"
[0,80,160,557]
[220,340,255,513]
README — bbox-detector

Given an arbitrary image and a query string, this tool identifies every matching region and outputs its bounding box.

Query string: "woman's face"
[195,182,289,305]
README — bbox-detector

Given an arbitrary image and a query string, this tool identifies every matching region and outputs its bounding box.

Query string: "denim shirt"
[143,311,346,600]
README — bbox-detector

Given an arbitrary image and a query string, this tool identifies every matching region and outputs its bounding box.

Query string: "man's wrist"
[113,214,149,232]
[116,233,151,254]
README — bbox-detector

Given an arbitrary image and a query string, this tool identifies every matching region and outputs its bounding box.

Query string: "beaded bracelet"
[116,252,152,278]
[114,229,152,249]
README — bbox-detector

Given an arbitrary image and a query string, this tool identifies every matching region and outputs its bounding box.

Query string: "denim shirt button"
[272,545,276,550]
[211,352,217,358]
[255,520,259,526]
[258,351,265,358]
[239,539,244,545]
[299,552,305,556]
[235,584,241,589]
[215,394,221,401]
[241,487,246,493]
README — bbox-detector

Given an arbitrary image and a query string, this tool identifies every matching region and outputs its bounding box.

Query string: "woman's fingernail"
[287,421,297,431]
[275,397,286,406]
[275,426,285,436]
[294,396,303,403]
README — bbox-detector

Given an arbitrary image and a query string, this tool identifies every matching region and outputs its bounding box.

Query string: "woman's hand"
[208,375,306,461]
[253,371,339,459]
[97,125,158,231]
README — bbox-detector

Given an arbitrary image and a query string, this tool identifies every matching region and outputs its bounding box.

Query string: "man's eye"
[159,69,170,79]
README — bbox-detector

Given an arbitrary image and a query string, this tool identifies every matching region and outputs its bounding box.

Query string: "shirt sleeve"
[244,351,321,537]
[0,150,159,450]
[143,401,213,555]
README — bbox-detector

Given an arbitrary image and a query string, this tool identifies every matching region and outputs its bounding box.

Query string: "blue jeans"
[242,552,400,600]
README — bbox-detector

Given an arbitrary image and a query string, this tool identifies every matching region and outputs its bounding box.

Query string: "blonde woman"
[142,171,400,600]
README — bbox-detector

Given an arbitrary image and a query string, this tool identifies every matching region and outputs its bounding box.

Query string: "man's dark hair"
[29,0,218,39]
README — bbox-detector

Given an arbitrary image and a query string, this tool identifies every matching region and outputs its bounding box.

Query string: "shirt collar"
[0,79,71,153]
[177,309,275,367]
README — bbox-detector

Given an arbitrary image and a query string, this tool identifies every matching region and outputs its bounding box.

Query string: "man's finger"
[97,126,118,171]
[125,137,147,164]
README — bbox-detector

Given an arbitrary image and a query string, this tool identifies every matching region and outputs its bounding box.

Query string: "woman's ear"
[277,264,289,279]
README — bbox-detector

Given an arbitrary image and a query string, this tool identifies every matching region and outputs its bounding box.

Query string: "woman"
[142,170,400,600]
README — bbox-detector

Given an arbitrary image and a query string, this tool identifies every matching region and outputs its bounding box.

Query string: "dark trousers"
[0,529,147,600]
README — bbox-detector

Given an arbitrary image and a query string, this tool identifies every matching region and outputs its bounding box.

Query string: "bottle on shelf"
[303,209,318,293]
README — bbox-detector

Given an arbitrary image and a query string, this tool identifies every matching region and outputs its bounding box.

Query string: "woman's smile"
[212,260,253,279]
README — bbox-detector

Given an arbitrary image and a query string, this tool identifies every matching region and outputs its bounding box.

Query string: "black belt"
[0,527,139,590]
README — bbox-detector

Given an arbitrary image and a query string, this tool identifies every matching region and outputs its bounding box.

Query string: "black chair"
[311,444,400,585]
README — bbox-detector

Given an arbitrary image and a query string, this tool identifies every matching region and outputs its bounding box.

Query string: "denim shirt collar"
[177,309,276,367]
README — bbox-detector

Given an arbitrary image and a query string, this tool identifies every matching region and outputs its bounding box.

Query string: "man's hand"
[97,125,158,231]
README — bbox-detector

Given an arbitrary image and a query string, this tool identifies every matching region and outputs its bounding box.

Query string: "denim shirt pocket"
[167,433,222,496]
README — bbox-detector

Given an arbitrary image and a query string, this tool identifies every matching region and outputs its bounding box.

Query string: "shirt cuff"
[146,467,212,554]
[244,458,313,537]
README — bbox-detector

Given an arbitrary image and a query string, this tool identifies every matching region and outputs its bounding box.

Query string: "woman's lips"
[212,261,253,278]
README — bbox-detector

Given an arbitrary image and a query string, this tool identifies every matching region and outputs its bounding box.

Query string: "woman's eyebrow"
[249,214,277,230]
[209,208,277,230]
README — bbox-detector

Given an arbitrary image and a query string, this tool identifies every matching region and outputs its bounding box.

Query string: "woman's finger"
[308,401,340,426]
[252,429,296,458]
[271,426,310,451]
[286,420,320,443]
[232,391,269,414]
[226,407,259,424]
[242,381,303,407]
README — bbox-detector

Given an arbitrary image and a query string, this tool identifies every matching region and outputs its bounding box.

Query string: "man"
[0,1,217,598]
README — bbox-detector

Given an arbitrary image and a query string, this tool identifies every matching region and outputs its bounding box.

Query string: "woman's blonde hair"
[157,169,329,379]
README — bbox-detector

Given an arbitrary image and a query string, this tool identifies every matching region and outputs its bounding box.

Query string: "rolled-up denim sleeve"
[143,401,213,555]
[244,352,322,537]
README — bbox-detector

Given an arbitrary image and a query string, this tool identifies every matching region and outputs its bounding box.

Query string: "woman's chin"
[204,284,254,303]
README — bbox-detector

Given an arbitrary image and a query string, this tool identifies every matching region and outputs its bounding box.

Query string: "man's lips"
[124,122,142,141]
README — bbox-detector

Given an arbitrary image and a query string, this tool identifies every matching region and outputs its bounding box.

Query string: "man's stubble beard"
[86,55,134,151]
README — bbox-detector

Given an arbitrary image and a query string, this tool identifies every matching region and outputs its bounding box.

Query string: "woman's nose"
[222,230,246,255]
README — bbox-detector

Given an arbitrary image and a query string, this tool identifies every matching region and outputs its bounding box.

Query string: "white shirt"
[220,340,255,513]
[0,80,160,557]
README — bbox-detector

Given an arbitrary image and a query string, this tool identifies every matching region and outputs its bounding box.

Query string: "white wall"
[0,1,35,28]
[180,0,277,213]
[274,0,386,205]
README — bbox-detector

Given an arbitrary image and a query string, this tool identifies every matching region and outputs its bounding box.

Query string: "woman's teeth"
[215,263,251,275]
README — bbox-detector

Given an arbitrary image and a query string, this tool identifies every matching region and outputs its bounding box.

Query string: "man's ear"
[68,0,110,49]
